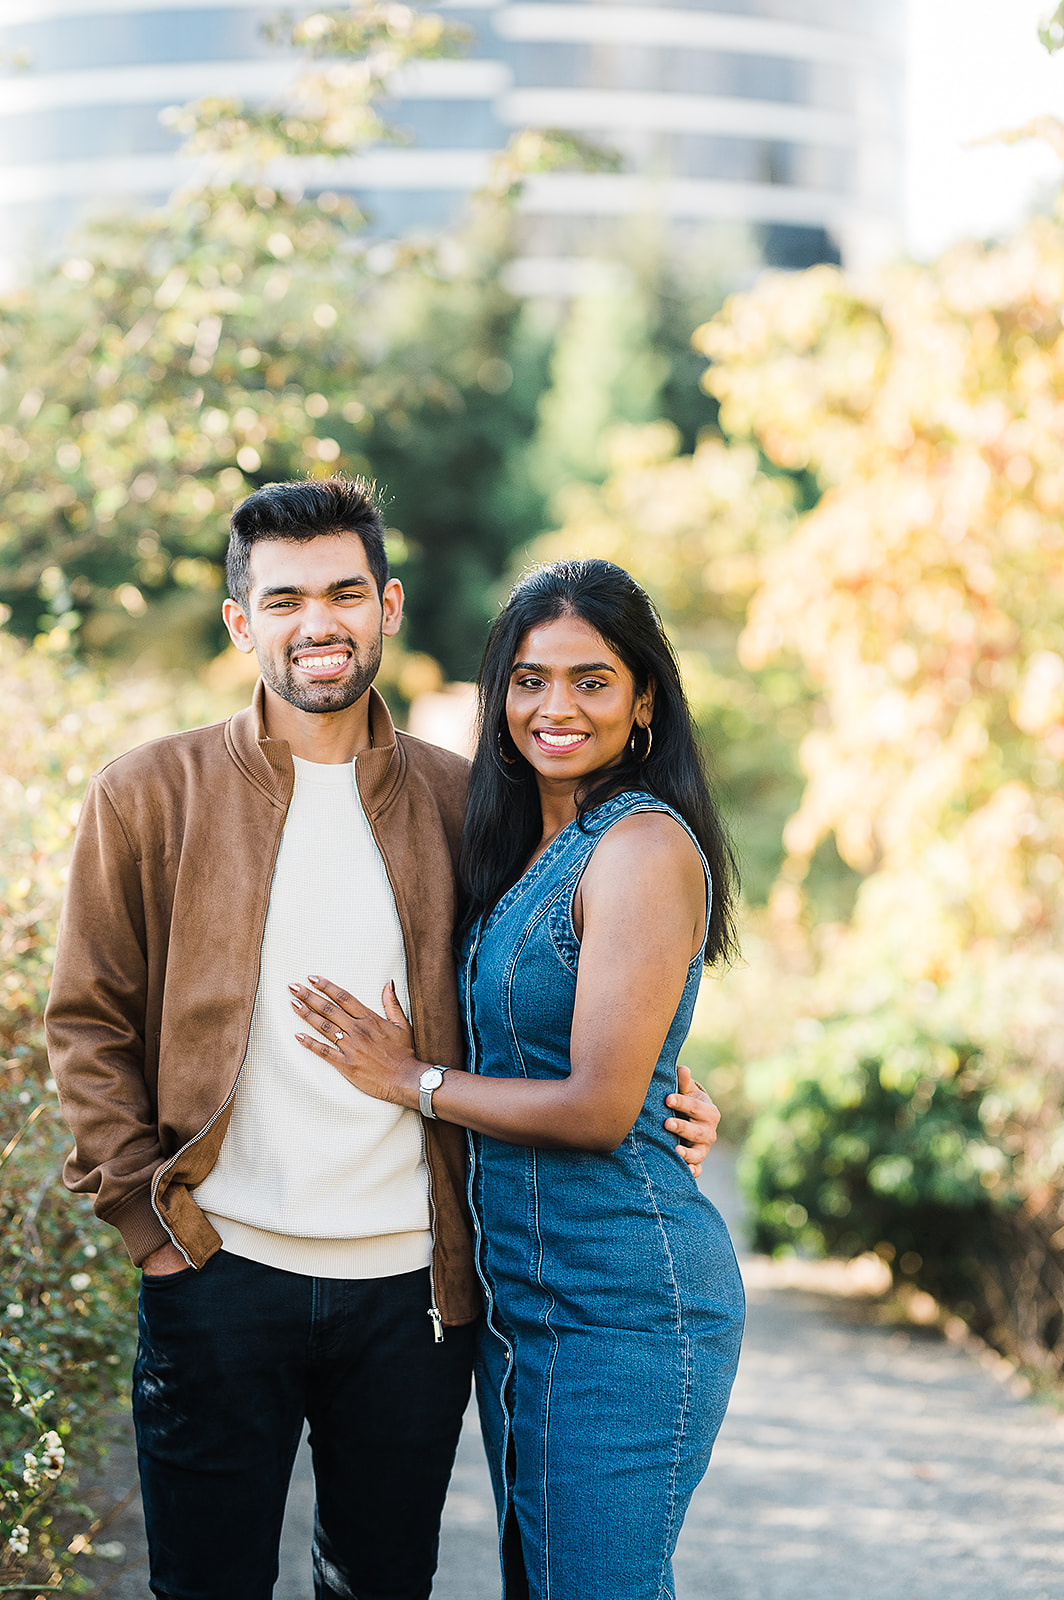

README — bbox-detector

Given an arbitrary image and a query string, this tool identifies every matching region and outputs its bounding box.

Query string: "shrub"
[739,1014,1022,1316]
[0,631,225,1588]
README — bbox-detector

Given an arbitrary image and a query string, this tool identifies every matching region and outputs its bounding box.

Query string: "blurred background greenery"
[3,3,1064,1588]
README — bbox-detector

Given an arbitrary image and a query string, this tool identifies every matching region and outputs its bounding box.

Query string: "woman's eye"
[516,675,545,690]
[576,678,605,692]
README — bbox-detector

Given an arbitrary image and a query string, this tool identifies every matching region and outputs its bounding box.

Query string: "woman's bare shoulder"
[578,809,706,951]
[585,809,703,883]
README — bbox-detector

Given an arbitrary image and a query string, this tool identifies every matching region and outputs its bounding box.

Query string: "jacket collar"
[225,680,404,815]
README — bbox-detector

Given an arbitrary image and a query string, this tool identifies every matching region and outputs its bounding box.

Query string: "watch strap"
[419,1066,447,1120]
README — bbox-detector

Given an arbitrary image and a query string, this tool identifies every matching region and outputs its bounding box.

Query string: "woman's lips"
[532,729,590,751]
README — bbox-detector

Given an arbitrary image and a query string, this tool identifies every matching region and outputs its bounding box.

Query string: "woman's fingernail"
[308,974,321,983]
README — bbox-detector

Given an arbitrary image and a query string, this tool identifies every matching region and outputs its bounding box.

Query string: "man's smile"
[290,646,353,679]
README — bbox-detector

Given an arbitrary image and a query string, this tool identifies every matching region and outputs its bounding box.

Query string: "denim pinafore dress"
[461,792,745,1600]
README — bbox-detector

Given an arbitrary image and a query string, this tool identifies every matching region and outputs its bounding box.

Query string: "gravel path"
[73,1156,1064,1598]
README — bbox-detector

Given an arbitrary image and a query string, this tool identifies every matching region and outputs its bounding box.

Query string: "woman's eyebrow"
[510,660,618,674]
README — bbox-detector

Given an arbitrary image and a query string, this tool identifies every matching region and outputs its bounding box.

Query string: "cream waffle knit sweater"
[192,755,431,1279]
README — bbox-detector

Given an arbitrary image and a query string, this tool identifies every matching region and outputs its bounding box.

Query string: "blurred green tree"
[530,279,670,493]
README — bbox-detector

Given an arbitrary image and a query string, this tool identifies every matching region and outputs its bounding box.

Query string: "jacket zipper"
[149,1072,247,1265]
[149,793,285,1263]
[357,763,445,1343]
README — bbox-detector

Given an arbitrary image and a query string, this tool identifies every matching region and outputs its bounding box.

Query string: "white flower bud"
[41,1433,65,1479]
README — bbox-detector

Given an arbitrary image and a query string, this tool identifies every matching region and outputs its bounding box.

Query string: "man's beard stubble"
[259,632,384,715]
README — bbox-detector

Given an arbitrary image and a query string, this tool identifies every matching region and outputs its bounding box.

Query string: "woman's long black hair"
[458,559,739,966]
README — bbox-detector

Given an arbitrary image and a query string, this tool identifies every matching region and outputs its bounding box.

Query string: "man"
[46,477,720,1600]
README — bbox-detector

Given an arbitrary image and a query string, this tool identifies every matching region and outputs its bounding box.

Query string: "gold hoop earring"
[498,732,517,766]
[630,723,652,761]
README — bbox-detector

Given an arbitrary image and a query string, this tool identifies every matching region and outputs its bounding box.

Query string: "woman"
[292,559,745,1599]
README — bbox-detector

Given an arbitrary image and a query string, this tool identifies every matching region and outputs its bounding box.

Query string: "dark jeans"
[132,1251,476,1600]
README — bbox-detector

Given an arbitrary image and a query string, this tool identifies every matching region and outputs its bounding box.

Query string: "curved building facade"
[0,0,904,284]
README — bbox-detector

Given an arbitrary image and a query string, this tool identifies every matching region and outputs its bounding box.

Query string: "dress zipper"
[423,1118,445,1343]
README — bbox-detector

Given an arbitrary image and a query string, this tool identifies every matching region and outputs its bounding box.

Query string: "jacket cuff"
[103,1187,172,1267]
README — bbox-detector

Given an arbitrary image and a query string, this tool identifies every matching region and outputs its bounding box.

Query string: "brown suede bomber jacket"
[45,683,482,1329]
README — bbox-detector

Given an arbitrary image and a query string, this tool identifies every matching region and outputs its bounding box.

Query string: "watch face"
[421,1068,444,1091]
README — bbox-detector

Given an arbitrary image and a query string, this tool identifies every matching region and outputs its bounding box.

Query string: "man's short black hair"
[226,477,390,612]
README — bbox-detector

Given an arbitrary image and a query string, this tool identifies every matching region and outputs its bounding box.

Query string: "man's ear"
[222,597,256,655]
[381,577,404,638]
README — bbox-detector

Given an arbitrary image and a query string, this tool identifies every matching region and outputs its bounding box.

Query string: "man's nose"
[301,599,340,637]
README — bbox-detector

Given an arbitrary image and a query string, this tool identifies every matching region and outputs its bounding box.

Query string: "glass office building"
[0,0,904,284]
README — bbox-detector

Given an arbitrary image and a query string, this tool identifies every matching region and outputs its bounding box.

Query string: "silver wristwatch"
[418,1065,447,1119]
